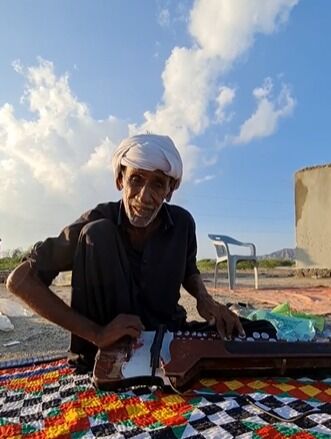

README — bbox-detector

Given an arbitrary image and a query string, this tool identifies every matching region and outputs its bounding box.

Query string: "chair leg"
[214,263,218,288]
[228,258,236,290]
[254,263,258,289]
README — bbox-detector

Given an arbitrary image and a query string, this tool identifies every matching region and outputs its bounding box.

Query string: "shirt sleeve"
[26,203,113,286]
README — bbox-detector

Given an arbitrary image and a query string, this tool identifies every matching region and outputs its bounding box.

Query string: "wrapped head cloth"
[112,134,183,196]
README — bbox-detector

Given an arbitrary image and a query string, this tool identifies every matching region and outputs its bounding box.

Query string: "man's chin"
[129,215,155,228]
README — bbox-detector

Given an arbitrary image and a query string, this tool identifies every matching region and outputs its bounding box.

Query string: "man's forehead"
[124,166,169,179]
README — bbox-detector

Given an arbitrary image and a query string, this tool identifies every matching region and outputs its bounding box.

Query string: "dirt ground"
[1,268,331,362]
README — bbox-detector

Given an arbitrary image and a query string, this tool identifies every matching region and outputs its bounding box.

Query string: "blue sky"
[0,0,330,258]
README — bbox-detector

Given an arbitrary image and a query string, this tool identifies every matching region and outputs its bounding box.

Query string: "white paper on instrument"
[121,331,173,383]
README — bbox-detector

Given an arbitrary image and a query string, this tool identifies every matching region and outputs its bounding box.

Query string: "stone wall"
[295,163,331,269]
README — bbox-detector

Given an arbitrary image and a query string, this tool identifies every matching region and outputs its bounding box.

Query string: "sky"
[0,0,330,259]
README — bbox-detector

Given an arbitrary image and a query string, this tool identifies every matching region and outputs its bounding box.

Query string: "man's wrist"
[92,324,104,346]
[194,289,210,302]
[80,320,102,347]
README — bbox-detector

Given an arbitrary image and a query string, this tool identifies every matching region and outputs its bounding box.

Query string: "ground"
[0,268,331,362]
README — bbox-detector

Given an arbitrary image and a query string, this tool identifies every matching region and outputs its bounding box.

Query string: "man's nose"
[137,183,153,203]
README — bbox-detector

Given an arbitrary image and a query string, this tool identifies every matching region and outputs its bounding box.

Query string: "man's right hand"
[94,314,144,349]
[6,263,145,351]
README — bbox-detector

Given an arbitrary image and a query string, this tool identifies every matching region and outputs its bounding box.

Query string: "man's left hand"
[196,295,244,339]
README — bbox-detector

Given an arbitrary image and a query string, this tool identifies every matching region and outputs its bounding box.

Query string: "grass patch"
[197,258,294,272]
[0,248,27,271]
[0,256,22,271]
[0,251,294,273]
[259,259,294,269]
[197,259,215,272]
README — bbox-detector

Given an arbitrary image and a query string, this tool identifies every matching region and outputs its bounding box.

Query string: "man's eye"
[153,181,165,190]
[130,176,142,185]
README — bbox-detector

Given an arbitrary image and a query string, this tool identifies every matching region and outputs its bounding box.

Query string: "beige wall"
[295,164,331,268]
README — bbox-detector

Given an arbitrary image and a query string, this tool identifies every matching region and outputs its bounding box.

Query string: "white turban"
[112,134,183,190]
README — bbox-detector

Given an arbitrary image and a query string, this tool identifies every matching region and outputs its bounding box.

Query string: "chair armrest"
[242,242,256,256]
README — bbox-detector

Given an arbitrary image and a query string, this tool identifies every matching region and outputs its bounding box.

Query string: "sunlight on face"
[120,167,171,228]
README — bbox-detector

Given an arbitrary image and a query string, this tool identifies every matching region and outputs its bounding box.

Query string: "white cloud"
[233,78,295,144]
[189,0,299,61]
[215,86,236,123]
[0,1,300,249]
[194,175,215,184]
[0,59,128,248]
[130,47,211,179]
[158,8,170,27]
[134,0,299,175]
[253,76,274,99]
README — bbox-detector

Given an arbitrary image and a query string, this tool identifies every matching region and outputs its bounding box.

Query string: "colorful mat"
[0,359,331,438]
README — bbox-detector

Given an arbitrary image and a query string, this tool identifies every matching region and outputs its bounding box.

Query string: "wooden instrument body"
[92,331,331,391]
[164,335,331,389]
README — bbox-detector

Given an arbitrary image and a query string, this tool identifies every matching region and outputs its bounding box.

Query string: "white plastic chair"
[208,234,258,290]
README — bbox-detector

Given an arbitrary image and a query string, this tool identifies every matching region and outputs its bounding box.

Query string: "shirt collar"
[117,200,174,230]
[162,203,174,229]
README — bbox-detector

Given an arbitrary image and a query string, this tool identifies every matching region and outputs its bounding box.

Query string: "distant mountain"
[258,248,296,261]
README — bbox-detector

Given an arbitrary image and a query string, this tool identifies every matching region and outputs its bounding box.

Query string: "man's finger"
[226,310,245,336]
[208,316,216,326]
[125,328,141,339]
[126,324,144,334]
[224,315,235,339]
[235,317,245,337]
[216,318,226,339]
[123,316,145,330]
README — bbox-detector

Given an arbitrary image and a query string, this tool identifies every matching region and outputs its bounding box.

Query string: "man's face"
[119,166,172,228]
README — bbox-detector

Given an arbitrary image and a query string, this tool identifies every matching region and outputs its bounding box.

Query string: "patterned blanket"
[0,359,330,438]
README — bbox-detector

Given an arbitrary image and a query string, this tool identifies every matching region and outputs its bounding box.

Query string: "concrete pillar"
[295,164,331,270]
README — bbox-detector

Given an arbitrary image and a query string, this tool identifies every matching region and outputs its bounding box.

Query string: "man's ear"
[116,167,125,190]
[165,191,173,202]
[165,178,176,202]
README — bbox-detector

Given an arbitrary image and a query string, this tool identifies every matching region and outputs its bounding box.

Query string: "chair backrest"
[208,234,246,247]
[208,234,257,257]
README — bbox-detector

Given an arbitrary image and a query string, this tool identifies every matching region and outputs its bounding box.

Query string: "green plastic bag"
[271,302,325,332]
[247,309,316,341]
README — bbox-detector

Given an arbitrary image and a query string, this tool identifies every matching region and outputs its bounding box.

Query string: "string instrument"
[93,330,331,391]
[164,330,331,390]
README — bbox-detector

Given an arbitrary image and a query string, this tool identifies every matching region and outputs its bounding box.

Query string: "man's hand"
[196,294,244,340]
[183,273,244,340]
[94,314,144,349]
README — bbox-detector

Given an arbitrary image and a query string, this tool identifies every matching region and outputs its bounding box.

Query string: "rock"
[0,314,14,332]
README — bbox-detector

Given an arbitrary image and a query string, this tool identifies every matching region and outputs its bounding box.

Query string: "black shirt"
[27,201,200,325]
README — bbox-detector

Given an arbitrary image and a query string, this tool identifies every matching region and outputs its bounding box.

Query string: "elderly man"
[7,134,243,368]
